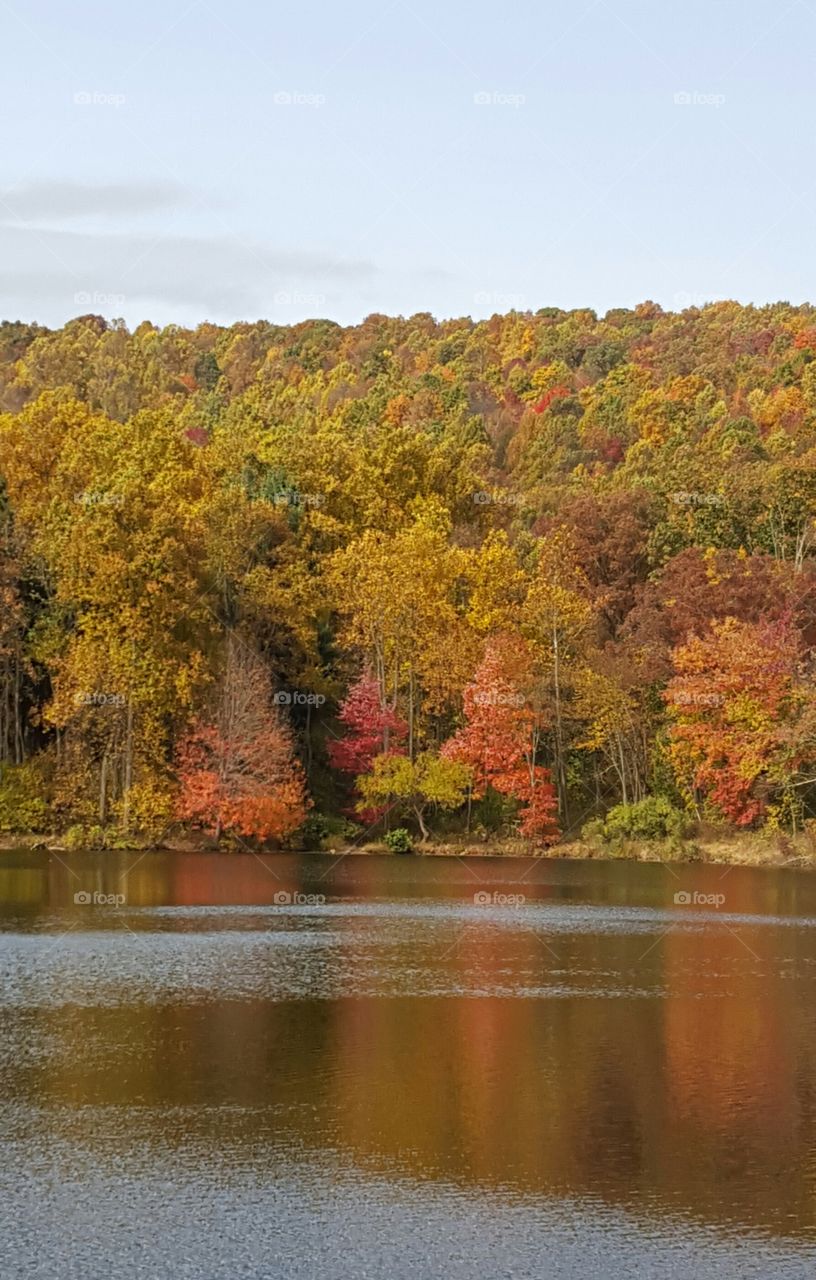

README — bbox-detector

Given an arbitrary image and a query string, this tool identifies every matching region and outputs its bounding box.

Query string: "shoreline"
[2,832,815,870]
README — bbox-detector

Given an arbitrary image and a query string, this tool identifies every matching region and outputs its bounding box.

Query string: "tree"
[328,670,408,774]
[0,500,26,765]
[328,669,408,822]
[356,750,471,841]
[522,531,593,822]
[535,489,656,639]
[443,635,559,844]
[574,660,648,807]
[0,395,216,832]
[326,502,477,753]
[758,454,816,571]
[175,639,306,841]
[665,617,816,827]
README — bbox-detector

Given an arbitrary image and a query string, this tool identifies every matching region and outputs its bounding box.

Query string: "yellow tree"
[203,411,327,693]
[326,500,477,755]
[522,530,594,822]
[574,664,647,807]
[0,395,214,833]
[464,530,527,636]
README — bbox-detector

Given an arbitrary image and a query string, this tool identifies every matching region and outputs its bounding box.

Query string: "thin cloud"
[0,224,379,320]
[0,181,190,222]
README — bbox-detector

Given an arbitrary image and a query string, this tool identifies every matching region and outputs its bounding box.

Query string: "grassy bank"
[3,828,816,869]
[353,832,816,868]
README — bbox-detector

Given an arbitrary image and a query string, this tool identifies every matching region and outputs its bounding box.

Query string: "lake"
[2,849,816,1278]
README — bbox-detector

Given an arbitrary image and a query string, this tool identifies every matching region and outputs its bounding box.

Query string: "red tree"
[175,641,306,841]
[443,635,559,843]
[328,671,407,776]
[328,671,407,823]
[665,616,814,826]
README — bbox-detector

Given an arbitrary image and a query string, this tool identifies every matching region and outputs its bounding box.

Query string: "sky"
[0,0,814,329]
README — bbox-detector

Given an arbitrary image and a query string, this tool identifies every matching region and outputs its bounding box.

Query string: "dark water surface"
[2,849,816,1278]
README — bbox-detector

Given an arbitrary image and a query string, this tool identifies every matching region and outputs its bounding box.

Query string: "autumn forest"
[1,301,815,851]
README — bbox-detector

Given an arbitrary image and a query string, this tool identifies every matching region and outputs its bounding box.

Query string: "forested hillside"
[1,301,815,848]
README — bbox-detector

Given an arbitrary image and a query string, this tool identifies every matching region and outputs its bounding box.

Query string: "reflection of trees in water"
[8,851,816,1240]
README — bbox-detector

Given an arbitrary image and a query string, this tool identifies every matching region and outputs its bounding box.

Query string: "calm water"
[2,850,816,1278]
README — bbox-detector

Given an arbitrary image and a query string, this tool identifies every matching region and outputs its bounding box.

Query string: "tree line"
[0,300,815,847]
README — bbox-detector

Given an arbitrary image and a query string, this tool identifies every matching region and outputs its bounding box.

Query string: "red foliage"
[532,384,570,414]
[176,719,305,840]
[175,642,306,841]
[599,435,625,466]
[536,488,655,637]
[328,671,407,823]
[443,636,559,843]
[328,672,407,774]
[623,549,811,671]
[665,617,810,826]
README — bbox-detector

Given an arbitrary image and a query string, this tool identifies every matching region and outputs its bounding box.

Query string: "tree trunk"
[99,753,108,825]
[414,803,429,842]
[552,622,568,823]
[121,696,134,831]
[618,737,628,806]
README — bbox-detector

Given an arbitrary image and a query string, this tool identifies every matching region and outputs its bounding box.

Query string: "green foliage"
[357,752,472,837]
[384,827,414,854]
[63,823,107,851]
[0,762,48,833]
[61,822,144,851]
[584,797,688,846]
[297,812,330,848]
[471,786,516,833]
[295,812,360,849]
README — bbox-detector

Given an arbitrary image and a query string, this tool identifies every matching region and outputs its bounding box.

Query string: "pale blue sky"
[0,0,813,327]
